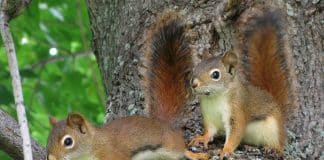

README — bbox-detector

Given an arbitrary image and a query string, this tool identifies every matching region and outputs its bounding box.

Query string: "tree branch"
[0,0,32,21]
[0,12,33,160]
[0,0,42,159]
[0,109,46,160]
[30,50,93,68]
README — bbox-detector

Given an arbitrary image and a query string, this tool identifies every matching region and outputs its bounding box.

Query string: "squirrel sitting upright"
[189,9,294,158]
[46,11,208,160]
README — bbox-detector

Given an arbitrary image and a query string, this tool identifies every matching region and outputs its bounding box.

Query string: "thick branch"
[0,109,46,160]
[0,0,32,21]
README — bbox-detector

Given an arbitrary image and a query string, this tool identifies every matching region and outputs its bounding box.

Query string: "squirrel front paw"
[185,150,210,160]
[264,146,284,159]
[188,134,212,149]
[215,148,235,160]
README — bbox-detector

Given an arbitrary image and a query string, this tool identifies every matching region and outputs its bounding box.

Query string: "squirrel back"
[239,9,293,116]
[47,113,187,160]
[143,12,193,122]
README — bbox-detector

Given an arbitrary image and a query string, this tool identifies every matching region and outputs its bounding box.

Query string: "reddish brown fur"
[144,12,193,122]
[242,10,291,116]
[47,113,187,160]
[189,9,294,158]
[49,116,58,126]
[48,12,207,160]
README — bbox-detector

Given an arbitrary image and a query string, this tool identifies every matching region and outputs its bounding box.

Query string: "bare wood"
[0,9,33,160]
[0,0,48,159]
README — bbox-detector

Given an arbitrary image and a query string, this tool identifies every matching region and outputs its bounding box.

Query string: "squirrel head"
[47,113,96,160]
[191,51,238,96]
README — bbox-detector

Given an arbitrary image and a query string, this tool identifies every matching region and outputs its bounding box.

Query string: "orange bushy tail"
[144,12,193,122]
[241,10,292,115]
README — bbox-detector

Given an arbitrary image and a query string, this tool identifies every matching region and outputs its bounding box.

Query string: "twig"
[76,0,106,108]
[0,10,33,160]
[30,50,93,68]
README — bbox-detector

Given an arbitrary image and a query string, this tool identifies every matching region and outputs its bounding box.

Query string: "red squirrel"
[189,8,294,159]
[46,11,208,160]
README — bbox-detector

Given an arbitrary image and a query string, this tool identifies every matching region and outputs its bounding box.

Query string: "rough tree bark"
[87,0,323,159]
[0,110,46,160]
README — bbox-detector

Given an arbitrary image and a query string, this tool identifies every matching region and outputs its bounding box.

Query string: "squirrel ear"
[49,116,58,127]
[221,50,238,75]
[67,113,88,134]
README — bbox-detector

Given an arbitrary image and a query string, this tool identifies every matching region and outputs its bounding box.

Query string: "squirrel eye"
[64,137,73,146]
[210,69,221,81]
[61,135,74,149]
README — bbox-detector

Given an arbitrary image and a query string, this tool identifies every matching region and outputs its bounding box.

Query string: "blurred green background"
[0,0,105,159]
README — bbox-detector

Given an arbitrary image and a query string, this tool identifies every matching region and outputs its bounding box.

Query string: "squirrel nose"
[191,78,200,89]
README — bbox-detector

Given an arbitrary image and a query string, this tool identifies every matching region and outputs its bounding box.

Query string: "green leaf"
[20,68,37,78]
[0,85,14,105]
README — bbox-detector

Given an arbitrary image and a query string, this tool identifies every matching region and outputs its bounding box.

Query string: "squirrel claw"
[264,147,276,154]
[189,135,210,149]
[264,147,284,158]
[215,149,235,160]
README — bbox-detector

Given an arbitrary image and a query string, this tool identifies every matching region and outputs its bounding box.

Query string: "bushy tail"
[241,10,292,115]
[144,11,193,122]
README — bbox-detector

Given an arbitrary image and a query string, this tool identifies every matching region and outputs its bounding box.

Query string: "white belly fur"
[243,116,279,147]
[132,148,183,160]
[200,94,279,147]
[200,93,231,137]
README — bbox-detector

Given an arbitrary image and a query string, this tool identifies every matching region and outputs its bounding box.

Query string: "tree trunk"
[86,0,323,159]
[285,1,323,159]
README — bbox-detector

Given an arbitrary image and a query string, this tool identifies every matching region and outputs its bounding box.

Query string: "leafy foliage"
[0,0,105,159]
